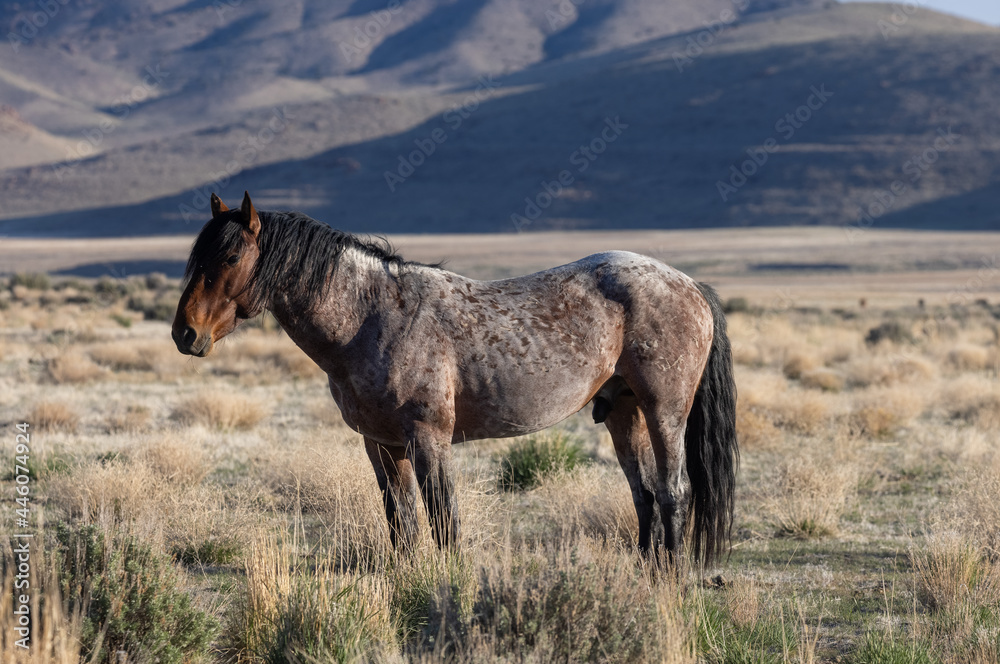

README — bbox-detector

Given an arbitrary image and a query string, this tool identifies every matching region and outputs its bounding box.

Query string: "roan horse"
[173,192,738,566]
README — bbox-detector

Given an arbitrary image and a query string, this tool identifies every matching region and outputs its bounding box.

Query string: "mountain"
[0,0,997,236]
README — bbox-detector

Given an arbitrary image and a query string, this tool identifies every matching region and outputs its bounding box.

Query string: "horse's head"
[172,191,263,357]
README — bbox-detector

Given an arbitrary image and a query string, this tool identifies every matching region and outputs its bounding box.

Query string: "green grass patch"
[497,431,589,491]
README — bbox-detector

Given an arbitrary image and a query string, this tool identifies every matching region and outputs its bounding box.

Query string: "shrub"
[766,456,858,538]
[497,432,589,491]
[723,297,750,314]
[800,367,845,392]
[227,531,393,663]
[947,344,994,373]
[30,401,80,433]
[145,272,169,290]
[783,352,819,380]
[48,353,105,384]
[55,523,217,663]
[852,405,901,438]
[110,313,133,328]
[736,404,780,450]
[912,532,997,614]
[472,545,694,663]
[94,276,126,297]
[127,294,176,321]
[866,321,913,346]
[139,437,208,485]
[11,272,51,290]
[173,538,242,566]
[89,343,156,372]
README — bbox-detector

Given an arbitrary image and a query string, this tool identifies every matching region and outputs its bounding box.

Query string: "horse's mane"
[185,209,430,310]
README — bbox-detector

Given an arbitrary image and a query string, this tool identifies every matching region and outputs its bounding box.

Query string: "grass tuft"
[172,392,267,430]
[29,401,80,433]
[497,431,589,491]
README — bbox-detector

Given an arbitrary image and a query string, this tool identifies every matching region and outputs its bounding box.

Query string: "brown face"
[172,192,262,357]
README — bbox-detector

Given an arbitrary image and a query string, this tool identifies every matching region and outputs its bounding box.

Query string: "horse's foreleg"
[603,394,663,556]
[364,438,419,551]
[413,439,459,550]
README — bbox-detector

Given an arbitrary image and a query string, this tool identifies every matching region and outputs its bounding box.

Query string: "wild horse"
[172,192,738,566]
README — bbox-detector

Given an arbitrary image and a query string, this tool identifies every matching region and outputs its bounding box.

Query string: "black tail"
[686,283,739,567]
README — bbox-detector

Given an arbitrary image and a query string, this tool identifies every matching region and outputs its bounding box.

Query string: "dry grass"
[767,391,832,435]
[137,436,209,485]
[216,330,325,382]
[765,454,859,539]
[800,367,845,392]
[29,401,79,433]
[946,343,996,373]
[957,466,1000,560]
[736,402,781,450]
[104,405,151,434]
[172,392,268,430]
[47,352,104,384]
[88,342,156,372]
[0,537,83,664]
[723,574,763,631]
[47,458,165,525]
[255,438,392,556]
[530,465,639,546]
[229,528,396,661]
[913,530,1000,613]
[941,377,1000,430]
[782,352,820,380]
[845,354,936,388]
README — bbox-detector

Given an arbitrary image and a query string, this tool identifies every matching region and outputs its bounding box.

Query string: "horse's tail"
[686,282,739,567]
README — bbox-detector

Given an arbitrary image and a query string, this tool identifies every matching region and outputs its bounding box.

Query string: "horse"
[172,191,738,567]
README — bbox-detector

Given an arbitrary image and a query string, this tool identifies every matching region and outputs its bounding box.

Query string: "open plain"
[1,227,1000,662]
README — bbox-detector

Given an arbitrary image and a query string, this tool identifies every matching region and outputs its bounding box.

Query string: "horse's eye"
[226,254,240,266]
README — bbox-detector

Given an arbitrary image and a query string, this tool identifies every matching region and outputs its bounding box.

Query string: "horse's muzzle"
[172,325,212,357]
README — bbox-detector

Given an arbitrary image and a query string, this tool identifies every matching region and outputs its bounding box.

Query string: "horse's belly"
[452,364,610,442]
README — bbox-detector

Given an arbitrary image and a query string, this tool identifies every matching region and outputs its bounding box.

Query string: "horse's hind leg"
[639,403,693,567]
[603,393,664,555]
[414,439,460,550]
[364,438,420,551]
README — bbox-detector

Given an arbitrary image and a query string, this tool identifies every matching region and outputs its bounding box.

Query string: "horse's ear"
[210,193,229,218]
[240,191,261,239]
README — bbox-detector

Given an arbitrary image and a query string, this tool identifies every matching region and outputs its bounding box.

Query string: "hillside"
[0,0,997,235]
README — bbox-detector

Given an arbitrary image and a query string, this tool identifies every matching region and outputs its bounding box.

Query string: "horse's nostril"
[182,326,197,347]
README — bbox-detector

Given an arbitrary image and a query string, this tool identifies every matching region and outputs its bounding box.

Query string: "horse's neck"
[266,247,401,357]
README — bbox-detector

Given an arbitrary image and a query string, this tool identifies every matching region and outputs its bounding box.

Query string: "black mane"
[185,209,428,310]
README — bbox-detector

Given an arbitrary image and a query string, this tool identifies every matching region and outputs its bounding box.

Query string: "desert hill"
[0,0,996,235]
